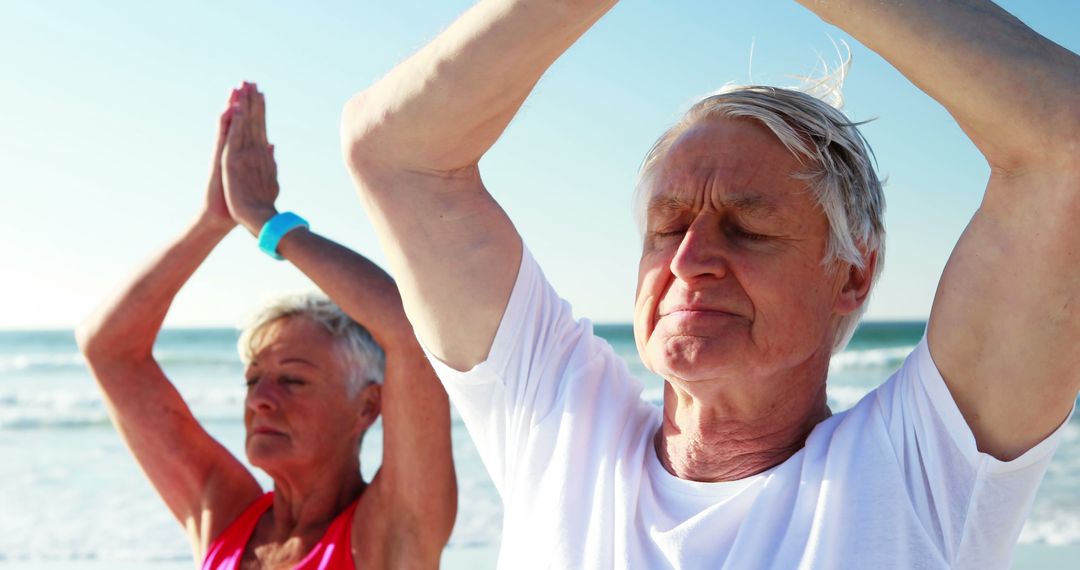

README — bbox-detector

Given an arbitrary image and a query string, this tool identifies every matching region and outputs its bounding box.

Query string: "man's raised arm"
[796,0,1080,459]
[341,0,617,370]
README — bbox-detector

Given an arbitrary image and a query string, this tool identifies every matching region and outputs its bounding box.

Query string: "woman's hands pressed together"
[222,82,281,236]
[200,93,237,234]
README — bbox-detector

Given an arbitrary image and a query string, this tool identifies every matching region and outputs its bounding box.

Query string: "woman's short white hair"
[634,81,886,352]
[237,292,385,397]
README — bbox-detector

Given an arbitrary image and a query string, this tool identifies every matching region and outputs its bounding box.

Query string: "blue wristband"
[257,212,309,260]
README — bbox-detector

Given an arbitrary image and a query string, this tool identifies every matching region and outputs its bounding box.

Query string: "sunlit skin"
[241,312,383,560]
[244,315,380,480]
[78,78,456,568]
[240,314,384,565]
[633,117,874,481]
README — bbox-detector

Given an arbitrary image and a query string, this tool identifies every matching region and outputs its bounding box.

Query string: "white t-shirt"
[425,247,1073,569]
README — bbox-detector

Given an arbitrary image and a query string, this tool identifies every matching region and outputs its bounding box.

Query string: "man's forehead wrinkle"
[721,194,780,217]
[649,172,782,220]
[646,194,696,216]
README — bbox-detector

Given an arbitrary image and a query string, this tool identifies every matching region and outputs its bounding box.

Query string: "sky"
[2,0,1078,329]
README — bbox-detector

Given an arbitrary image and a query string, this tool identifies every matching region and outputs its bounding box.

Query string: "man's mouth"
[659,304,740,318]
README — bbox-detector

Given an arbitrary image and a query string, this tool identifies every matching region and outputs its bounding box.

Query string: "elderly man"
[341,1,1079,568]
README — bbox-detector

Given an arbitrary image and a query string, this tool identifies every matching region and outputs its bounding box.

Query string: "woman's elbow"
[75,318,106,361]
[75,317,148,366]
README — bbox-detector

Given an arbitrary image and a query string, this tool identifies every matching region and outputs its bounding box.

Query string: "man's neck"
[655,368,832,483]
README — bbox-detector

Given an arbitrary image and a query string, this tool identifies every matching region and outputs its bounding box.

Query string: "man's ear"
[835,249,878,315]
[354,382,382,435]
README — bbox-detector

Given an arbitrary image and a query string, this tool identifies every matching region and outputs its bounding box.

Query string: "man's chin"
[646,335,746,381]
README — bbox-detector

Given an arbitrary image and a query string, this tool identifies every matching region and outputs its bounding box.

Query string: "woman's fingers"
[214,105,233,157]
[268,145,277,177]
[243,83,259,147]
[226,100,245,151]
[252,90,268,146]
[227,82,271,150]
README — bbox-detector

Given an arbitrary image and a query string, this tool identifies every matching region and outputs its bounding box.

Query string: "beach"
[1,324,1076,568]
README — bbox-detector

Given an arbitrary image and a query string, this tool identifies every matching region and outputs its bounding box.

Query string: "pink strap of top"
[202,492,360,570]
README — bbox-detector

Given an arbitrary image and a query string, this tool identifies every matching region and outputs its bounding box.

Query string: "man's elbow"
[340,91,391,188]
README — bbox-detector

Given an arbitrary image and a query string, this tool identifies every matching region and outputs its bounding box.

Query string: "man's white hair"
[237,292,385,396]
[633,83,886,352]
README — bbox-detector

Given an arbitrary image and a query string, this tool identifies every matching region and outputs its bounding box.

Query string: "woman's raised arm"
[76,93,262,559]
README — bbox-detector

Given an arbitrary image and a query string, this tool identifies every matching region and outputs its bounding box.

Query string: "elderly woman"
[77,82,455,569]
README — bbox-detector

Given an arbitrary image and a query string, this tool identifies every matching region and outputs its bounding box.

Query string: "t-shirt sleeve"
[419,246,641,497]
[875,336,1075,567]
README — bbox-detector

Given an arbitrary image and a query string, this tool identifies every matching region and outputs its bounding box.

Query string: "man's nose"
[669,217,730,283]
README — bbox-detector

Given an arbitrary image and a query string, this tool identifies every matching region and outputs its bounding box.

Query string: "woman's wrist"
[237,206,279,237]
[193,210,238,238]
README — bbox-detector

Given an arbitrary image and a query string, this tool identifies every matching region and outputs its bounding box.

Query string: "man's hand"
[223,82,280,235]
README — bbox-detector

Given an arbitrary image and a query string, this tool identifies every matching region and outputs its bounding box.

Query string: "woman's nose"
[245,378,279,412]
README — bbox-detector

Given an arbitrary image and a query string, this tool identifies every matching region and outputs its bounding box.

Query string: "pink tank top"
[201,492,360,570]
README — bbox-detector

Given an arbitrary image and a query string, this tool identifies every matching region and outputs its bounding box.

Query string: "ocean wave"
[0,390,113,429]
[0,386,478,431]
[155,351,241,367]
[0,353,86,374]
[829,345,914,372]
[0,351,241,375]
[0,388,247,429]
[826,385,872,411]
[1020,509,1080,546]
[641,385,872,413]
[641,386,663,405]
[1,343,912,377]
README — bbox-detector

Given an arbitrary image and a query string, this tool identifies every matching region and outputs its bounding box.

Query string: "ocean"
[1,323,1077,568]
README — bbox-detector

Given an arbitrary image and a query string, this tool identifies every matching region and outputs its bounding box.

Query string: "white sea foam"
[0,353,86,373]
[1020,510,1080,546]
[1063,423,1079,442]
[0,350,238,375]
[826,385,872,411]
[0,387,247,429]
[635,385,872,413]
[641,386,664,405]
[829,345,914,371]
